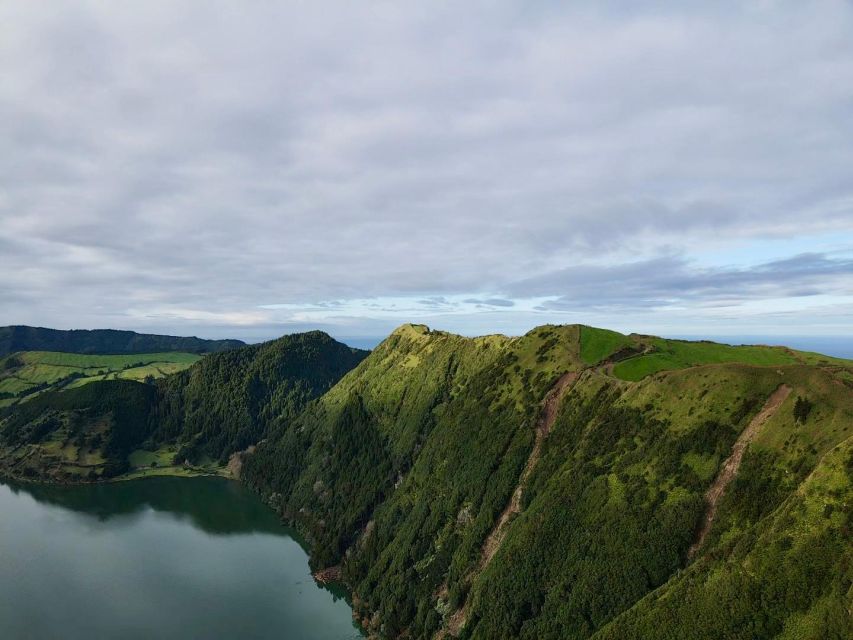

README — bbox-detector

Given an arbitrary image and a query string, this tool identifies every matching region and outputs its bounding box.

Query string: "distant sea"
[673,335,853,360]
[339,337,384,350]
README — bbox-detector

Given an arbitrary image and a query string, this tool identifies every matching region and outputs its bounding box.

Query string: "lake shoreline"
[0,468,368,637]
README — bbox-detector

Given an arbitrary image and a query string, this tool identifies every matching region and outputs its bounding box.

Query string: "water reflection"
[0,477,361,640]
[4,476,285,536]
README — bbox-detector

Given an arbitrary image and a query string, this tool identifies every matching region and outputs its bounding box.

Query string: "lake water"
[0,476,362,640]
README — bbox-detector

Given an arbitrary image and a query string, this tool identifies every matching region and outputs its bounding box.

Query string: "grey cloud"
[1,2,852,337]
[515,253,853,311]
[416,297,453,308]
[463,298,515,307]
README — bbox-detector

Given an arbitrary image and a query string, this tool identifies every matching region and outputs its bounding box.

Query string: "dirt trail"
[687,384,791,559]
[479,370,578,565]
[442,371,578,637]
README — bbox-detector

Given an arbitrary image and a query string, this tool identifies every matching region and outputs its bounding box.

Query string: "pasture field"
[611,337,852,381]
[126,446,225,480]
[578,325,634,365]
[0,350,200,406]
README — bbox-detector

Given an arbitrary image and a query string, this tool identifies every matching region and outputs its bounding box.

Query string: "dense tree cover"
[242,325,599,636]
[459,378,718,639]
[0,325,244,356]
[241,325,547,578]
[152,331,367,463]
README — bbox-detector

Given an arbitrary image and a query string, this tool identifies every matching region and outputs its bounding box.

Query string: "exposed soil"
[479,370,577,566]
[313,565,342,584]
[442,371,579,637]
[687,383,792,559]
[226,444,256,479]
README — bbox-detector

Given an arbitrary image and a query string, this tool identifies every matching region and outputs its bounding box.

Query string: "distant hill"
[0,325,244,356]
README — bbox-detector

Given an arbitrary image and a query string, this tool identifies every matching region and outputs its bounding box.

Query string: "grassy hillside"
[0,325,244,356]
[0,351,200,407]
[578,325,634,365]
[612,339,799,381]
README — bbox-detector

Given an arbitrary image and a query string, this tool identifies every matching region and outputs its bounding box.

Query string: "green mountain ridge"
[1,323,851,639]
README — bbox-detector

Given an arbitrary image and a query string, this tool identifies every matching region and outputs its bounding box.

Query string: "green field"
[0,350,200,406]
[125,445,225,480]
[611,337,851,381]
[579,325,634,365]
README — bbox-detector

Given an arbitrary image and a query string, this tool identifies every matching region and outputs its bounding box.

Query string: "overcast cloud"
[1,1,852,342]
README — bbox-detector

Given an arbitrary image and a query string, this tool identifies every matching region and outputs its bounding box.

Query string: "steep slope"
[593,433,853,640]
[442,370,579,636]
[241,325,586,610]
[240,324,852,640]
[687,383,792,558]
[0,331,367,481]
[154,330,368,463]
[455,361,852,640]
[0,325,244,356]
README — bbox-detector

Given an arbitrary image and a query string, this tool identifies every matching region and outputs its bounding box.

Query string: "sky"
[2,1,852,346]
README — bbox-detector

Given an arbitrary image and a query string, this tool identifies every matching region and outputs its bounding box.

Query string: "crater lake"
[0,476,362,639]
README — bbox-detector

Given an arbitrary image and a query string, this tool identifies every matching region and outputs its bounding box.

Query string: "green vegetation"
[235,326,850,638]
[0,325,243,356]
[613,338,804,381]
[578,325,633,365]
[0,331,367,481]
[2,322,851,639]
[153,330,368,464]
[240,325,852,639]
[123,445,223,480]
[0,350,200,407]
[794,395,814,423]
[593,436,853,640]
[0,380,159,480]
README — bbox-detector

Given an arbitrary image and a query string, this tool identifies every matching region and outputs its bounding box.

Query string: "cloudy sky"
[2,1,852,345]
